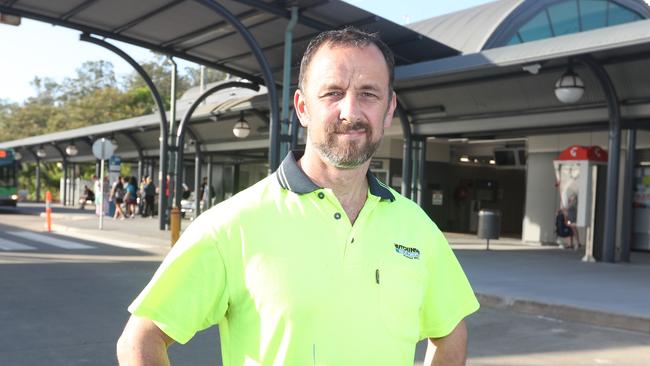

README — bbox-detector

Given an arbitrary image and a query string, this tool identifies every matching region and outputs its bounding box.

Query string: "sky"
[0,0,492,103]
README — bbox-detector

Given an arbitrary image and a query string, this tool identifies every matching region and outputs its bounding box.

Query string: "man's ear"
[384,91,397,128]
[294,89,309,127]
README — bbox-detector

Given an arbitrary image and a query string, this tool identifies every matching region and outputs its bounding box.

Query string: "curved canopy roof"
[407,0,650,54]
[406,0,523,54]
[0,0,459,86]
[0,80,274,163]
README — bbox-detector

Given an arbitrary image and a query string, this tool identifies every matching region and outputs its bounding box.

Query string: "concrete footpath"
[29,203,650,334]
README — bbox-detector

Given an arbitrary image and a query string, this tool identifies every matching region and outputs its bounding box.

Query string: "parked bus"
[0,148,18,207]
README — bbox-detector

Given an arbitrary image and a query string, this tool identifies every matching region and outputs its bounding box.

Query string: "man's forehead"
[305,43,389,85]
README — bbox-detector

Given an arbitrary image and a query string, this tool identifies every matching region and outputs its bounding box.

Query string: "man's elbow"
[116,332,130,362]
[115,316,174,365]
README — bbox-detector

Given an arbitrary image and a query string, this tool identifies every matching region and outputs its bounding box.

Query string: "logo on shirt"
[394,244,420,259]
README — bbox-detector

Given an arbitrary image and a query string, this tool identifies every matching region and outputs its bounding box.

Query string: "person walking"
[125,176,138,218]
[117,27,479,366]
[110,176,126,220]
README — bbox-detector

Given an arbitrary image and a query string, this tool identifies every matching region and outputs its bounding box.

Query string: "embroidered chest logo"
[394,244,420,259]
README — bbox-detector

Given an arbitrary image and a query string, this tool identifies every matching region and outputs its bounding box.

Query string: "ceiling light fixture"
[555,59,584,104]
[233,111,251,139]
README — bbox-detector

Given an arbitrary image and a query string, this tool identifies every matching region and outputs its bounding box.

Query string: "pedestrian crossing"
[0,237,36,251]
[0,231,96,251]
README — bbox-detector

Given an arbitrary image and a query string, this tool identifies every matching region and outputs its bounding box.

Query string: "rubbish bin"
[477,209,501,250]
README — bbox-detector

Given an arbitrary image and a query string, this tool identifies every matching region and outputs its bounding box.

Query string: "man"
[199,176,214,210]
[117,27,479,366]
[142,176,156,218]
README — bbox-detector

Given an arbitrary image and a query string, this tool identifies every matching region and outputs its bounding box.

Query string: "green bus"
[0,148,18,207]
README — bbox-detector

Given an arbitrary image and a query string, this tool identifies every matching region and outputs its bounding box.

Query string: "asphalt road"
[1,208,649,366]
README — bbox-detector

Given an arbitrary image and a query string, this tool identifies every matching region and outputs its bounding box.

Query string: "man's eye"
[361,92,378,98]
[322,91,343,98]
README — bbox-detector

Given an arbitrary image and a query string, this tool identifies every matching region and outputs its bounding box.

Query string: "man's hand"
[423,320,468,366]
[117,316,175,366]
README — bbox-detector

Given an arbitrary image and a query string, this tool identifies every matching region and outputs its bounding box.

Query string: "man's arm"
[117,315,175,366]
[423,320,468,366]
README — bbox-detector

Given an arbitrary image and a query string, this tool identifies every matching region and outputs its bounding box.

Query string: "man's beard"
[312,119,383,169]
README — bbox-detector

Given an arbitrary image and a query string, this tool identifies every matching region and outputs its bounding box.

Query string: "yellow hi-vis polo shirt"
[129,151,479,366]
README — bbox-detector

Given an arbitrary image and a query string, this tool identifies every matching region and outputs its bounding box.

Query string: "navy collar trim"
[276,151,395,202]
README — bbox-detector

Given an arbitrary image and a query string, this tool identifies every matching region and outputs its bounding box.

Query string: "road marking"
[7,231,94,250]
[0,238,36,251]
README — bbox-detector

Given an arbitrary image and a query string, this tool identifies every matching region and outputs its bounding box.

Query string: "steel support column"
[174,81,259,209]
[577,55,621,263]
[196,0,280,172]
[33,149,41,203]
[621,129,636,262]
[80,33,169,230]
[51,144,67,206]
[280,6,298,160]
[187,127,202,218]
[290,109,300,151]
[411,139,421,202]
[206,155,213,208]
[233,163,240,194]
[417,137,427,206]
[168,57,178,221]
[396,102,413,199]
[193,149,201,218]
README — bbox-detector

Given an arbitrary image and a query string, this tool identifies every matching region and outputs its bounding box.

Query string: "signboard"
[634,167,650,208]
[432,190,443,206]
[109,155,121,173]
[92,138,115,160]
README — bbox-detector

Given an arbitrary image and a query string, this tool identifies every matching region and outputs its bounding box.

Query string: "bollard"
[45,191,52,232]
[170,206,181,246]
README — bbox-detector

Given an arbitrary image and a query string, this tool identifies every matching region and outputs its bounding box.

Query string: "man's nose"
[338,93,362,123]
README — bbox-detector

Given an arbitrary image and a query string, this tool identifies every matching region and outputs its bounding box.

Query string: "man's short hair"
[298,27,395,91]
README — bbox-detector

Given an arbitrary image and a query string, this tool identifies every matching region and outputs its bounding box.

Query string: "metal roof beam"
[112,0,185,34]
[161,8,259,47]
[0,5,264,84]
[231,0,331,31]
[218,15,380,65]
[61,0,99,21]
[179,14,278,52]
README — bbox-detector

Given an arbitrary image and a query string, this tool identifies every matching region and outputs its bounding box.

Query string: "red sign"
[556,145,607,162]
[0,150,6,158]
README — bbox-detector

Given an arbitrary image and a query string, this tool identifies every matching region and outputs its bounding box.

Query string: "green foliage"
[17,161,63,201]
[0,58,225,143]
[1,57,225,199]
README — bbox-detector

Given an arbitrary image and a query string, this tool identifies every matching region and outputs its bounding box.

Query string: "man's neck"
[298,149,369,224]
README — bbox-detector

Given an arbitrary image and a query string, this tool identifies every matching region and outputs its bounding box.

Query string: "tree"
[123,54,192,110]
[184,66,227,87]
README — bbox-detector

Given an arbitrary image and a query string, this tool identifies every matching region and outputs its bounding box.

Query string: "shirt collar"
[276,151,395,202]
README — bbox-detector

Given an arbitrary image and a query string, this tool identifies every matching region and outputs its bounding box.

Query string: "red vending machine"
[553,145,608,261]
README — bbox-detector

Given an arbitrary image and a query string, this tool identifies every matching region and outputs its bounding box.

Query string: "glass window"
[580,0,608,31]
[518,12,553,42]
[489,0,646,49]
[0,165,15,187]
[608,1,641,25]
[548,0,580,36]
[506,35,521,46]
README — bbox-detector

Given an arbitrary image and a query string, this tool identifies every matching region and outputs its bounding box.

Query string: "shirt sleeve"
[128,218,229,344]
[419,226,480,339]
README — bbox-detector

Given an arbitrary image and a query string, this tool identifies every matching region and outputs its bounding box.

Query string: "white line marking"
[0,238,36,251]
[7,231,94,250]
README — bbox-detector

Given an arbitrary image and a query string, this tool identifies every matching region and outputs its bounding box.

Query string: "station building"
[2,0,650,259]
